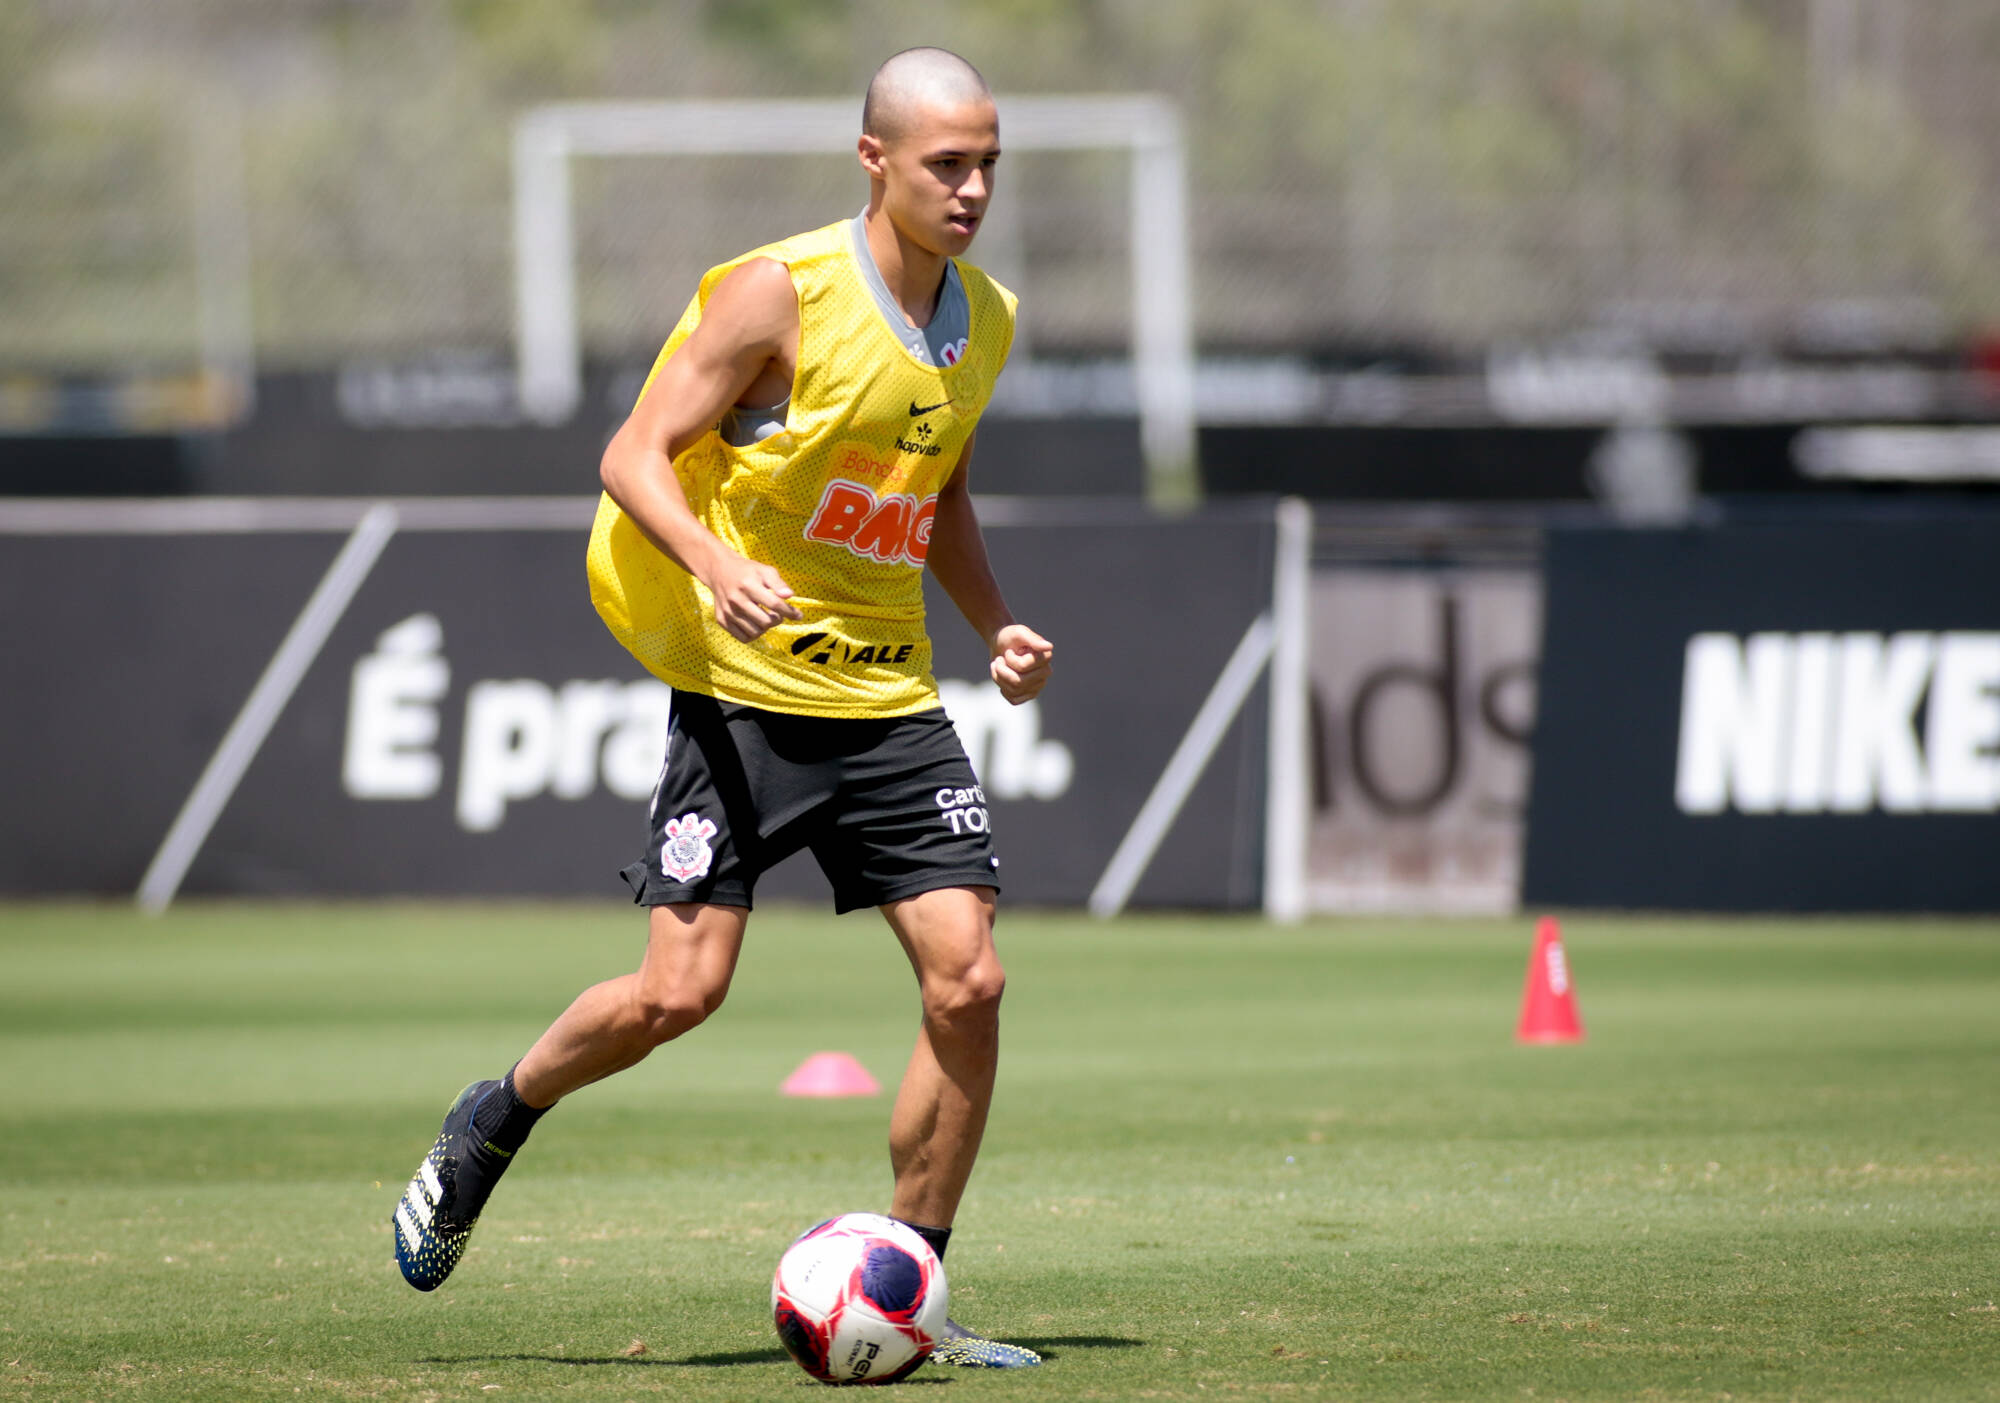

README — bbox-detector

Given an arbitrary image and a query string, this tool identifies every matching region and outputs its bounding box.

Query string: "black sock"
[893,1219,952,1262]
[469,1068,548,1158]
[452,1070,544,1219]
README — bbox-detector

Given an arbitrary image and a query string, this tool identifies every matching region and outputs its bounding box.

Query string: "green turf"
[3,904,1997,1402]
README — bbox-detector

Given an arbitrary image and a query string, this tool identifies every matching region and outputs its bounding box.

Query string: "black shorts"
[619,691,1000,914]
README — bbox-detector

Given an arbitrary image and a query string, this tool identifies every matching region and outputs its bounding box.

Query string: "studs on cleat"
[392,1132,477,1291]
[929,1324,1042,1368]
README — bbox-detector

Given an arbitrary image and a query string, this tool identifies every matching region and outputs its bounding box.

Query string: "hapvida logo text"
[893,419,945,457]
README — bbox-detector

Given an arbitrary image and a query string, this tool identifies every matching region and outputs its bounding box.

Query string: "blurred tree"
[448,0,614,98]
[2,0,1996,368]
[700,0,852,82]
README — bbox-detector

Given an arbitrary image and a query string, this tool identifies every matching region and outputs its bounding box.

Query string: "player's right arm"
[599,257,804,642]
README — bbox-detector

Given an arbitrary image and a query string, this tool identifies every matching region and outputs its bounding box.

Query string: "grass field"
[3,904,1998,1402]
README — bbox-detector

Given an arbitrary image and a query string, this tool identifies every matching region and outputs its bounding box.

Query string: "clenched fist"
[988,623,1053,705]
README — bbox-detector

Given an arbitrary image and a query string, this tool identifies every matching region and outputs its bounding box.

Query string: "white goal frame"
[512,96,1197,505]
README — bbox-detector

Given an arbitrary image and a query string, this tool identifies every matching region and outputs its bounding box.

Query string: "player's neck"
[861,205,948,330]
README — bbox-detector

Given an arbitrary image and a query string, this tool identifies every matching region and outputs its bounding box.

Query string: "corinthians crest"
[660,812,718,882]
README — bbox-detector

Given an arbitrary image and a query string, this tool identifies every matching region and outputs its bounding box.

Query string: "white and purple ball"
[771,1212,949,1384]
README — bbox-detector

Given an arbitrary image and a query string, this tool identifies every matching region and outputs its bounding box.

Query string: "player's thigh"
[881,886,1003,1012]
[809,710,1001,914]
[624,692,771,910]
[637,902,750,1012]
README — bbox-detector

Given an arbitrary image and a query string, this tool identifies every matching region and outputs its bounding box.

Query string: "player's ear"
[857,133,888,180]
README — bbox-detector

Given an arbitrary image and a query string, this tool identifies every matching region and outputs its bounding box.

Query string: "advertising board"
[1,498,1282,909]
[1306,570,1539,912]
[1523,518,2000,911]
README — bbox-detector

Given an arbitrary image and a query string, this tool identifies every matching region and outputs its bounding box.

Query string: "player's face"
[878,99,1001,258]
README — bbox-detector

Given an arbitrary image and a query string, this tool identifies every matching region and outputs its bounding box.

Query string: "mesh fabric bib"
[588,220,1017,718]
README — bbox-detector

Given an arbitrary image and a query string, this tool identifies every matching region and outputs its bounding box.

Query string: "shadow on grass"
[420,1349,945,1380]
[421,1337,1142,1371]
[420,1349,788,1369]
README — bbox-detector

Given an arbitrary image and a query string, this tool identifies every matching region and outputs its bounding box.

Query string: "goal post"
[511,96,1197,507]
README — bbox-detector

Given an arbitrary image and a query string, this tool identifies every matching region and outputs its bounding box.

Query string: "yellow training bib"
[587,220,1017,718]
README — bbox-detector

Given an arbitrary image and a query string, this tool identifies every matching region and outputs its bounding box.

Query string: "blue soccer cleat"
[392,1081,503,1291]
[928,1318,1043,1368]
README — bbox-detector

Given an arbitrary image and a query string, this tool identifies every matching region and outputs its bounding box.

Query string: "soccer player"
[390,48,1051,1369]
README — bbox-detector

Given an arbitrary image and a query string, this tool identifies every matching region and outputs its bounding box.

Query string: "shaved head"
[862,47,993,142]
[856,46,999,260]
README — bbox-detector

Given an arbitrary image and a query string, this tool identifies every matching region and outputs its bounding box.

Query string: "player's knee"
[923,958,1005,1030]
[633,981,727,1044]
[635,994,707,1043]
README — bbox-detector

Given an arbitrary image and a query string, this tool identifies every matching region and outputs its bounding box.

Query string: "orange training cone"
[781,1052,881,1098]
[1516,916,1584,1043]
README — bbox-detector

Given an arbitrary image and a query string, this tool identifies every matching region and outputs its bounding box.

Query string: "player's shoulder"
[708,254,795,303]
[699,256,798,344]
[726,221,850,278]
[703,223,846,293]
[700,223,850,317]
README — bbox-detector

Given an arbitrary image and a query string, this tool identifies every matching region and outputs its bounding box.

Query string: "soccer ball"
[771,1212,949,1384]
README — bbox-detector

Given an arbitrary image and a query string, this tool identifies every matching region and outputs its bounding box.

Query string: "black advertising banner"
[1,500,1276,907]
[1523,517,2000,912]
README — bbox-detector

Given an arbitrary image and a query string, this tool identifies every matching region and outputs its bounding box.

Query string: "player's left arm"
[925,433,1053,706]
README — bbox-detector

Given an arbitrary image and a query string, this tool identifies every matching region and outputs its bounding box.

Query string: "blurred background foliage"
[3,0,1996,368]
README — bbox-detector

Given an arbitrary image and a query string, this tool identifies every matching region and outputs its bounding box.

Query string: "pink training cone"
[781,1052,881,1098]
[1516,916,1585,1044]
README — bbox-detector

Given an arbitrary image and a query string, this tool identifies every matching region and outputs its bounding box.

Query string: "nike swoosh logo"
[910,399,952,417]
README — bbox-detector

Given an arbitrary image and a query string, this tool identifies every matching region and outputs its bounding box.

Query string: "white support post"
[513,111,578,425]
[189,88,257,420]
[1130,110,1199,509]
[511,96,1196,502]
[1262,497,1313,922]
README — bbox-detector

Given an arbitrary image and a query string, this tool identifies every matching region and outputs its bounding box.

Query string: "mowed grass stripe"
[2,903,1997,1401]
